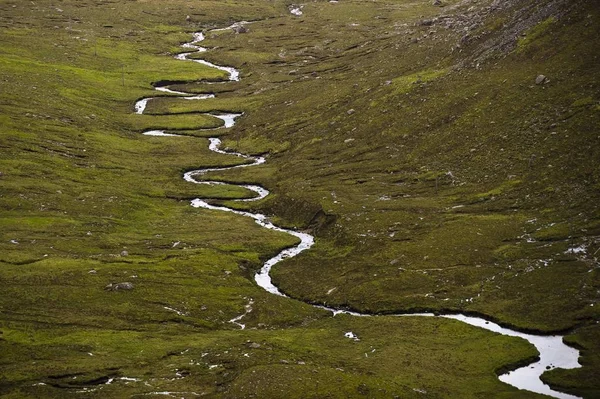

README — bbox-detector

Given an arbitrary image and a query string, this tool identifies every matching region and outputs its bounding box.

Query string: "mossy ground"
[1,0,599,397]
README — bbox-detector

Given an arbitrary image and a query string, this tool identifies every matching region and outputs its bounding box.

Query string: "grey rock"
[347,109,355,115]
[105,282,134,291]
[535,74,547,85]
[432,0,443,6]
[248,342,261,349]
[120,250,129,257]
[232,25,248,34]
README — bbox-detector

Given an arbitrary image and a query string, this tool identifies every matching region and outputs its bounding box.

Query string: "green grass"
[1,0,599,397]
[517,17,557,52]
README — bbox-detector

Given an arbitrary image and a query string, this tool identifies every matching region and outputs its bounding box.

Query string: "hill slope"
[0,0,598,397]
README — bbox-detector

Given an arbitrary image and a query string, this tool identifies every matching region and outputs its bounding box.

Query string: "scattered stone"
[289,6,303,16]
[105,282,134,291]
[344,331,360,341]
[347,109,355,115]
[432,0,443,6]
[88,269,97,274]
[248,342,261,349]
[186,15,191,22]
[535,74,547,85]
[120,250,129,257]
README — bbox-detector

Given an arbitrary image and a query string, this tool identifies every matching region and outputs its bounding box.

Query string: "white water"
[155,86,188,96]
[211,21,252,33]
[192,59,239,82]
[211,113,243,129]
[184,93,215,101]
[142,130,181,137]
[134,98,150,115]
[229,298,254,329]
[135,25,582,399]
[446,314,581,399]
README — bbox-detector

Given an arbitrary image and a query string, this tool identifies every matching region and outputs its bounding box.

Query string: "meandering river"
[135,24,581,399]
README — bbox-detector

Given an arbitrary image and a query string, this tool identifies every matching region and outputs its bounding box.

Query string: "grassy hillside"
[1,0,598,397]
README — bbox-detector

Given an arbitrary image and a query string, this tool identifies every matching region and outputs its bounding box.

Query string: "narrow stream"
[135,24,582,399]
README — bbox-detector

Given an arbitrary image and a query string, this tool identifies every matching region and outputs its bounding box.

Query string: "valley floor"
[0,0,598,397]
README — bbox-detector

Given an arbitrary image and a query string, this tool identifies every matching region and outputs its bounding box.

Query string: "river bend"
[135,24,582,399]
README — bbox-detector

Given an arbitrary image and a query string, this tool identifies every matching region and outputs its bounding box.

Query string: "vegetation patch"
[1,0,599,397]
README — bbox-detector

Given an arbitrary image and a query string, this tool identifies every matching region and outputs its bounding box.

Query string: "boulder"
[535,74,547,85]
[232,25,248,34]
[105,282,134,291]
